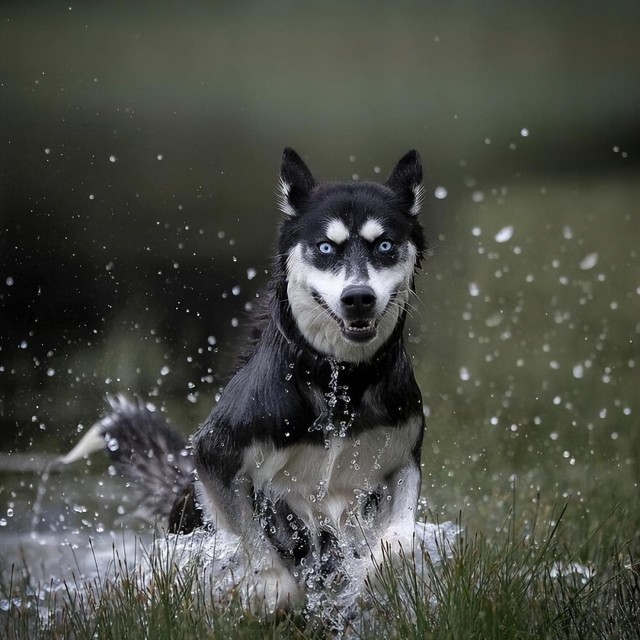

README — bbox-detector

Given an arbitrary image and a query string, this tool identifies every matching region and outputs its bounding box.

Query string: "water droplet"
[434,186,448,199]
[495,226,514,243]
[579,253,598,270]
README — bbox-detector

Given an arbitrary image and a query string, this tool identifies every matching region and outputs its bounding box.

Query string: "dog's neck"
[277,316,407,380]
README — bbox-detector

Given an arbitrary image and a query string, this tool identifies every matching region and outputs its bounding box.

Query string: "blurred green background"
[1,1,639,530]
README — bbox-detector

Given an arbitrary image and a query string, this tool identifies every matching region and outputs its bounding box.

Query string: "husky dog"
[61,148,427,608]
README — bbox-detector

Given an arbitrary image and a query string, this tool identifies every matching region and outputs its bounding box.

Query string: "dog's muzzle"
[339,285,378,342]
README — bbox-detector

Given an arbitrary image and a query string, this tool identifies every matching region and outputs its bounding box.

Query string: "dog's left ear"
[386,150,424,216]
[278,147,316,217]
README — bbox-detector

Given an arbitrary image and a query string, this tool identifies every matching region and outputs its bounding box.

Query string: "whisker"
[387,290,422,320]
[307,305,333,332]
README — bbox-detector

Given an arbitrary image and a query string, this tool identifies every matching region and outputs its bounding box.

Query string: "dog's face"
[277,149,425,363]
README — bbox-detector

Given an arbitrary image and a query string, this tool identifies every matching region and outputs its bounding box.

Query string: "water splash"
[310,358,356,439]
[152,518,460,625]
[29,462,54,537]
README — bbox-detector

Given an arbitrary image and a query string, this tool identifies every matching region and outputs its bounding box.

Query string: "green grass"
[366,503,640,639]
[2,500,639,639]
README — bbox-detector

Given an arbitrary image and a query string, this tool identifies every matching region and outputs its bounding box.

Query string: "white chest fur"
[240,418,421,531]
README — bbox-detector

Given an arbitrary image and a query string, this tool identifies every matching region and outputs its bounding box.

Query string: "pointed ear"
[386,150,424,216]
[278,147,316,217]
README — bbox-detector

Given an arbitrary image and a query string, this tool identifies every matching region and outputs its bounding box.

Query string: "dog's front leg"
[374,459,421,563]
[194,445,301,611]
[196,468,253,535]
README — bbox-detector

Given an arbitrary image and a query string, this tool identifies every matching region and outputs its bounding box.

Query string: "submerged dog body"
[62,148,427,607]
[193,148,426,597]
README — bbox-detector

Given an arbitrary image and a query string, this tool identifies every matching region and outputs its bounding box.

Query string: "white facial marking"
[359,219,384,243]
[325,219,350,245]
[286,240,418,363]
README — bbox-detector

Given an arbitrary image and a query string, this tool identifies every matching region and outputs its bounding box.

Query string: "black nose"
[340,285,377,317]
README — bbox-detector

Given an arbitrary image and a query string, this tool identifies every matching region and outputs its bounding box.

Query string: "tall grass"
[2,499,638,639]
[366,502,640,639]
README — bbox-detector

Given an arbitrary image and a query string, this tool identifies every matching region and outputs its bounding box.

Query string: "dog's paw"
[370,528,416,567]
[247,564,303,614]
[363,528,418,595]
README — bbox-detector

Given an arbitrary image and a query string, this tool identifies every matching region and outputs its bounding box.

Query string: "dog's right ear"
[278,147,316,217]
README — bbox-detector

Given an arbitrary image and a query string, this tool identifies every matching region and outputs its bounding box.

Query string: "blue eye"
[318,241,335,255]
[377,239,394,253]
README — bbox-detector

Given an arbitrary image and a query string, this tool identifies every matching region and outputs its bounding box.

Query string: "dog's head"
[276,148,426,364]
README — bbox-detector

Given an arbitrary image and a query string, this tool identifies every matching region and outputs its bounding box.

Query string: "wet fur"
[193,148,427,605]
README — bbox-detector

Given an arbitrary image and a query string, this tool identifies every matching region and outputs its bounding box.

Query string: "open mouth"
[312,292,378,343]
[342,319,377,342]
